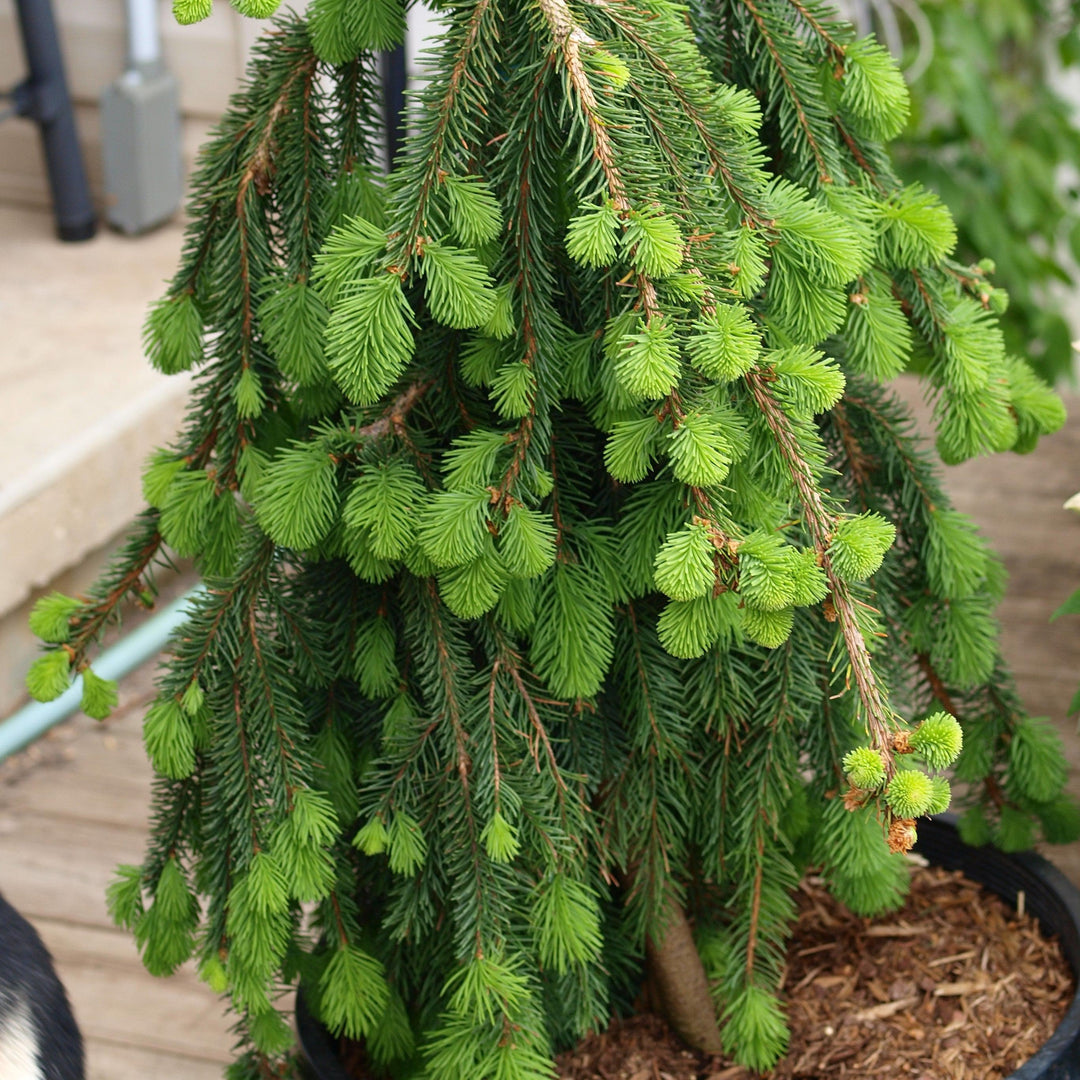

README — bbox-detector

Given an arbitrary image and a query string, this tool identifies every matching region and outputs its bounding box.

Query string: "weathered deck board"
[4,765,151,830]
[0,661,235,1075]
[32,919,233,1063]
[0,813,145,928]
[85,1040,226,1080]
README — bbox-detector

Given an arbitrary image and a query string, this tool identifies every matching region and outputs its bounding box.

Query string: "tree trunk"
[645,898,725,1055]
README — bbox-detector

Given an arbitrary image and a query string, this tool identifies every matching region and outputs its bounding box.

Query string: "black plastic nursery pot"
[295,816,1080,1080]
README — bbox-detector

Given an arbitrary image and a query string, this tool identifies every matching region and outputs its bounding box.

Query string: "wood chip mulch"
[557,862,1074,1080]
[556,1013,739,1080]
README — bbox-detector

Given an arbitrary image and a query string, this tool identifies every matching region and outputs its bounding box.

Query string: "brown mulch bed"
[556,863,1074,1080]
[556,1014,736,1080]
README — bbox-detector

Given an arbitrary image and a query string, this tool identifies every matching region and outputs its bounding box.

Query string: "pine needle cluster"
[30,1,1075,1074]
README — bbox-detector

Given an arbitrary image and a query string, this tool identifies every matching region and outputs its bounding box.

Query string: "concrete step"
[0,203,189,715]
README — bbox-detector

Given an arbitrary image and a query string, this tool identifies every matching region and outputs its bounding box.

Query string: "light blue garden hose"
[0,585,205,764]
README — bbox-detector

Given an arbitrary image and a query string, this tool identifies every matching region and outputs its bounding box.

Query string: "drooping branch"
[784,0,845,57]
[539,0,629,208]
[66,515,166,667]
[596,0,769,223]
[827,389,1021,819]
[349,380,432,442]
[739,0,832,183]
[400,0,496,253]
[745,370,897,771]
[490,49,556,501]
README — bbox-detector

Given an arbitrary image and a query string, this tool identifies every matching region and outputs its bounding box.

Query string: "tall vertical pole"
[13,0,97,241]
[125,0,162,67]
[382,43,407,170]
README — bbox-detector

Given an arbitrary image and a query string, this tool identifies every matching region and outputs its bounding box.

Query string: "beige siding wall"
[0,1,444,212]
[0,0,280,208]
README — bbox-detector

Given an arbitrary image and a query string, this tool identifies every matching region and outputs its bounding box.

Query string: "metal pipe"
[125,0,162,69]
[12,0,97,241]
[0,587,205,764]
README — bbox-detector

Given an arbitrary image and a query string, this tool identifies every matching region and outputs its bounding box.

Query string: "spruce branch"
[915,651,958,717]
[66,513,167,668]
[486,660,505,810]
[540,0,657,341]
[539,0,627,215]
[784,0,845,56]
[836,119,877,177]
[743,836,764,978]
[539,0,664,325]
[500,644,568,797]
[348,380,432,443]
[745,370,896,771]
[739,0,832,183]
[596,0,768,223]
[833,392,936,510]
[397,0,496,255]
[235,48,319,375]
[174,205,220,299]
[824,384,1059,835]
[414,579,496,957]
[232,677,261,852]
[485,42,558,504]
[829,400,875,500]
[246,600,301,809]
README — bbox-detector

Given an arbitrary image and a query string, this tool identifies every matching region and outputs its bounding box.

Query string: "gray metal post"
[12,0,96,241]
[100,0,183,234]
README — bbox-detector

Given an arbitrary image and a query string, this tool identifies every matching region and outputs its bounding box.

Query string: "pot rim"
[295,815,1080,1080]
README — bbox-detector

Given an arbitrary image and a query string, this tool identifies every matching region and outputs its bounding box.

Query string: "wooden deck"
[0,658,234,1079]
[0,376,1077,1078]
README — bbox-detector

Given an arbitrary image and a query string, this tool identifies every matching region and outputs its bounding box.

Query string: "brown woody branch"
[745,369,896,770]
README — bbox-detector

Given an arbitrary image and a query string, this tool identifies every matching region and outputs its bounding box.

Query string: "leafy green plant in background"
[876,0,1080,383]
[23,0,1078,1075]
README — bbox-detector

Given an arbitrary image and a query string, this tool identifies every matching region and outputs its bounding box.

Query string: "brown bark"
[645,898,725,1055]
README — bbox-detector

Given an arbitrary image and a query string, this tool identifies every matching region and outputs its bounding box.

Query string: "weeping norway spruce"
[25,0,1077,1073]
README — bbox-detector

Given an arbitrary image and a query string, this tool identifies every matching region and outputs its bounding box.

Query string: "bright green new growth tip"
[910,711,964,770]
[828,512,896,582]
[231,0,282,16]
[175,0,282,21]
[172,0,212,24]
[885,770,936,819]
[925,776,952,816]
[843,746,887,790]
[24,649,71,703]
[28,591,80,643]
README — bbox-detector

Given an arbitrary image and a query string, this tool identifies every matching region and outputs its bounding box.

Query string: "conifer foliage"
[29,0,1077,1074]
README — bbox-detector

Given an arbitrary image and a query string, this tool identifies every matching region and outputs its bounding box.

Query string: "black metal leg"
[382,43,407,170]
[13,0,96,241]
